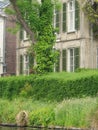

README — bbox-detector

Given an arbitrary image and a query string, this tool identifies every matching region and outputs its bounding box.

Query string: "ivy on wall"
[83,0,98,38]
[34,0,58,73]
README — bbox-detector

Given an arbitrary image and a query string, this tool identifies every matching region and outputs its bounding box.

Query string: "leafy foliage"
[1,70,98,101]
[9,0,59,73]
[30,106,55,126]
[34,0,58,73]
[83,0,98,38]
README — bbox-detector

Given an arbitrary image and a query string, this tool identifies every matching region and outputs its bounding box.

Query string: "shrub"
[29,106,55,126]
[0,70,98,101]
[19,83,33,98]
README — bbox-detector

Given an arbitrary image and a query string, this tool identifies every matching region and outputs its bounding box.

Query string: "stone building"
[0,0,17,76]
[54,0,98,72]
[16,0,98,75]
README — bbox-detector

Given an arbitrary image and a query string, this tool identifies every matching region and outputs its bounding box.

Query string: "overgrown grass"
[0,97,97,128]
[55,97,96,128]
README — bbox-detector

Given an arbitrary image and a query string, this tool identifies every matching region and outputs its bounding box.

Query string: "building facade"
[54,0,98,72]
[16,0,98,75]
[0,1,17,76]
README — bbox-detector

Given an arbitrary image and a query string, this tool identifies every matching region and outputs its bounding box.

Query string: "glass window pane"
[68,0,75,32]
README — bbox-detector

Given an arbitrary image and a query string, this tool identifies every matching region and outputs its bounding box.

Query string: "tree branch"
[9,0,35,44]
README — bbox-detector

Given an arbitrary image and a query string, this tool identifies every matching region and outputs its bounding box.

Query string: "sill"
[56,39,60,42]
[67,30,76,34]
[23,39,29,42]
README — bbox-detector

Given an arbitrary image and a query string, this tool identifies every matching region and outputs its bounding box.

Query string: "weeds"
[0,97,97,128]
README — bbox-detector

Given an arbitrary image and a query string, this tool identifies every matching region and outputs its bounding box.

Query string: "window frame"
[68,47,80,72]
[67,0,75,33]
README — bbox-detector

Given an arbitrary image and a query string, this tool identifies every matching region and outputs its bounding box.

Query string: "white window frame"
[68,48,79,72]
[67,0,75,32]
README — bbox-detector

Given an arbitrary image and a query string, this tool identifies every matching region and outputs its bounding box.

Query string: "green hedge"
[0,70,98,101]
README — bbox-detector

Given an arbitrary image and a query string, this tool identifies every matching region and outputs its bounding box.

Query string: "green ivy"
[83,1,98,38]
[34,0,58,73]
[11,0,59,74]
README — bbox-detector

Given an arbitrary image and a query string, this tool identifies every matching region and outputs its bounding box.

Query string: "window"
[54,0,80,34]
[20,29,28,41]
[23,55,29,75]
[68,48,80,72]
[20,55,29,75]
[23,30,28,40]
[54,8,60,34]
[68,0,75,32]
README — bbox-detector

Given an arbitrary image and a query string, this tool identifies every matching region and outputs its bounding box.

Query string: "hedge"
[0,70,98,101]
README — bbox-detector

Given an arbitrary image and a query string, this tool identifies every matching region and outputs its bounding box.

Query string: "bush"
[1,70,98,101]
[29,106,55,126]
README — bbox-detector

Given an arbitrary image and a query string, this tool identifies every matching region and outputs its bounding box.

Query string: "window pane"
[55,10,60,33]
[68,0,75,32]
[69,1,74,10]
[69,12,74,31]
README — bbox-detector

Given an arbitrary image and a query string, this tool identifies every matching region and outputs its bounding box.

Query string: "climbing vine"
[34,0,58,73]
[83,0,98,38]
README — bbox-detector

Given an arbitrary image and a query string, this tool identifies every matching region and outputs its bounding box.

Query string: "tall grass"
[55,97,97,128]
[0,97,97,128]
